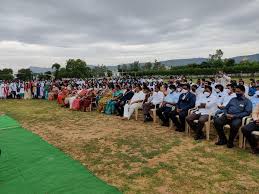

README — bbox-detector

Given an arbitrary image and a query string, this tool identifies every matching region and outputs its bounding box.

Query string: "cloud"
[0,0,259,69]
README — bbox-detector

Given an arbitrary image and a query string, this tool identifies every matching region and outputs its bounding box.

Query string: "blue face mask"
[236,93,243,99]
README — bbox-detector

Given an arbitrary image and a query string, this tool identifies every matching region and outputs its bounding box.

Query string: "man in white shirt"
[217,84,236,110]
[143,85,164,122]
[123,85,145,120]
[186,85,217,140]
[10,82,17,99]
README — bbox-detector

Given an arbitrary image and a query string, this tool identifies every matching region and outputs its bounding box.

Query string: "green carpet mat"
[0,115,120,194]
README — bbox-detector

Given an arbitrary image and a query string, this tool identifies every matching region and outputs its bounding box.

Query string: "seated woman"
[48,86,59,101]
[71,88,88,111]
[57,87,68,105]
[80,89,97,112]
[104,85,123,115]
[97,86,113,113]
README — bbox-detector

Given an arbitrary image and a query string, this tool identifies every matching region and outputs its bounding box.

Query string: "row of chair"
[134,105,255,149]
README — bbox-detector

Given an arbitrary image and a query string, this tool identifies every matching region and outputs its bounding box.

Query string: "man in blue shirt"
[170,84,196,132]
[156,85,180,126]
[214,85,253,148]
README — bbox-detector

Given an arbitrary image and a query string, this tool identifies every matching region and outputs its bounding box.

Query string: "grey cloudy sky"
[0,0,259,70]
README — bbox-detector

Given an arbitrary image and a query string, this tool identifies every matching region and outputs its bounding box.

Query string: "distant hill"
[30,66,53,73]
[29,53,259,73]
[160,58,207,67]
[231,53,259,64]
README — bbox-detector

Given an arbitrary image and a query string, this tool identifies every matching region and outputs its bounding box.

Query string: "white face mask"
[215,88,220,93]
[204,92,210,97]
[182,89,188,94]
[225,89,231,94]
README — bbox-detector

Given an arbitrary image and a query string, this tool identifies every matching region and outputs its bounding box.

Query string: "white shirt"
[195,93,218,115]
[149,91,164,105]
[219,93,236,107]
[131,91,145,103]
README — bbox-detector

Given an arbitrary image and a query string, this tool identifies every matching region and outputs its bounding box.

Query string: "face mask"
[215,88,220,93]
[182,89,188,94]
[236,93,243,99]
[204,92,210,97]
[225,89,231,94]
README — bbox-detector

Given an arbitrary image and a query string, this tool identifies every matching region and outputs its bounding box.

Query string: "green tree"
[16,68,32,81]
[0,68,14,80]
[144,62,153,71]
[66,59,91,78]
[52,63,61,79]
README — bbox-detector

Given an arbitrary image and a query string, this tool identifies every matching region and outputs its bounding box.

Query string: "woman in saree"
[24,82,32,100]
[80,89,96,112]
[97,86,113,113]
[104,85,123,115]
[57,86,68,105]
[71,88,88,110]
[48,86,59,101]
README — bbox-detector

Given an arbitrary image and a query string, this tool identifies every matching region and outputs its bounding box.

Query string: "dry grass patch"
[0,100,259,194]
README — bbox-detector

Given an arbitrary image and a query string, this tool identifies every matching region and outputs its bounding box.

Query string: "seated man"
[186,85,217,140]
[143,85,164,122]
[123,85,145,120]
[214,85,252,148]
[250,89,259,109]
[242,104,259,154]
[156,85,180,126]
[115,86,134,117]
[169,84,196,132]
[217,84,236,110]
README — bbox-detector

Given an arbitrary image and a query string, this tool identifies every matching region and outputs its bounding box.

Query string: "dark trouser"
[186,113,209,135]
[156,106,172,124]
[242,122,259,150]
[214,115,242,144]
[143,103,159,116]
[11,91,16,99]
[169,110,188,130]
[115,101,126,116]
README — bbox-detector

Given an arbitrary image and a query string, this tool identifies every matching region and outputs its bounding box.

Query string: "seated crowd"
[1,75,259,154]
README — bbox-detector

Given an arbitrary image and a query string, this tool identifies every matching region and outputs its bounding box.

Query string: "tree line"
[1,50,259,80]
[119,50,259,76]
[0,59,112,81]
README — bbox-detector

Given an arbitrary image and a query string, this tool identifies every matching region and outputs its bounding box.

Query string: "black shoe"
[176,128,185,132]
[144,116,153,122]
[194,133,205,140]
[227,142,234,148]
[215,140,227,146]
[251,148,259,155]
[162,122,169,127]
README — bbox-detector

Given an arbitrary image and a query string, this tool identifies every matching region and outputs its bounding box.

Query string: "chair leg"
[169,119,173,129]
[205,123,210,141]
[153,111,157,123]
[135,108,138,121]
[238,127,243,148]
[243,138,246,149]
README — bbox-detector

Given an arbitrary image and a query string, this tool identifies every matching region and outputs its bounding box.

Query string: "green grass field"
[0,100,259,193]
